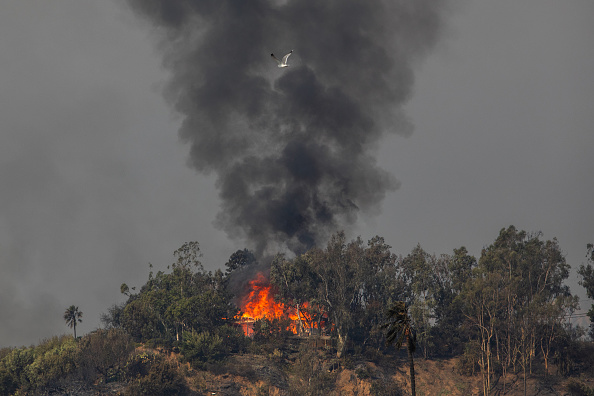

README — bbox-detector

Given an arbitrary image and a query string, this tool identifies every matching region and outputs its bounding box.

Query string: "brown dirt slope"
[59,349,592,395]
[184,355,593,396]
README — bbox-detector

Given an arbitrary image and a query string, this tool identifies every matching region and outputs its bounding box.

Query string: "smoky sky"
[2,0,593,348]
[127,0,447,255]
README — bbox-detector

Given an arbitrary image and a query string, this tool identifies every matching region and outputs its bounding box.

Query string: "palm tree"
[63,305,83,338]
[384,301,417,396]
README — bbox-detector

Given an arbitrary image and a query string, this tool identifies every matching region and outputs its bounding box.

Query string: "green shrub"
[0,336,80,394]
[180,330,226,369]
[0,348,35,395]
[2,347,35,389]
[124,352,187,396]
[355,364,371,379]
[223,358,259,382]
[457,342,480,376]
[288,342,336,395]
[0,347,13,361]
[216,324,248,354]
[0,358,19,395]
[77,328,134,383]
[24,336,79,390]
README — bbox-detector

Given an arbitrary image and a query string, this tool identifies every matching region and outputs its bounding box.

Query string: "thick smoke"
[127,0,446,256]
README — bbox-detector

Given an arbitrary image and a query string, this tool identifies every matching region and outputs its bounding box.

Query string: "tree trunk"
[523,363,527,396]
[296,303,304,335]
[337,332,347,358]
[408,342,416,396]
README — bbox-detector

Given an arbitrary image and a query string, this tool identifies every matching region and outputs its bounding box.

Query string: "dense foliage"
[2,228,592,395]
[0,330,141,395]
[270,227,589,395]
[271,232,400,357]
[106,242,237,344]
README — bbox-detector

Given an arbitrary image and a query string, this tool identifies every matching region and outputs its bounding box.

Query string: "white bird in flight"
[271,50,293,68]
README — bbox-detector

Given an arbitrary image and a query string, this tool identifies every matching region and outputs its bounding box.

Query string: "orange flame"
[240,272,284,321]
[237,272,329,337]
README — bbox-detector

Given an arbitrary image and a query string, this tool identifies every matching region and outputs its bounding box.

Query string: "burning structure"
[235,272,329,337]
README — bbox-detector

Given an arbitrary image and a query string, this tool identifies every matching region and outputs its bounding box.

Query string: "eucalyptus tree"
[431,247,477,356]
[270,253,319,335]
[461,226,576,395]
[306,232,364,357]
[63,305,83,338]
[460,269,503,396]
[118,242,236,343]
[224,248,257,276]
[578,243,594,339]
[271,231,399,356]
[312,232,402,357]
[358,235,400,349]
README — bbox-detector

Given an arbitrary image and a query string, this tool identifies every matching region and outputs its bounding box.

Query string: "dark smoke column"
[127,0,447,256]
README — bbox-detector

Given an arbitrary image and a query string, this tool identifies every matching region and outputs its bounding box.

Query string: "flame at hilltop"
[240,272,285,321]
[237,272,328,336]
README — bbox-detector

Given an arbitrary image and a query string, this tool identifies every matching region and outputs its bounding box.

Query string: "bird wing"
[271,53,282,64]
[281,50,293,64]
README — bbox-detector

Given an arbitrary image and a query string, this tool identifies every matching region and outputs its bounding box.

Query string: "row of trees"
[269,226,592,395]
[455,227,579,394]
[101,242,250,368]
[95,226,592,395]
[103,227,592,363]
[104,241,231,341]
[271,233,400,357]
[4,226,591,395]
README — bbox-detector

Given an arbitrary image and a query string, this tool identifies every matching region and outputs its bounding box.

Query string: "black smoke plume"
[127,0,447,256]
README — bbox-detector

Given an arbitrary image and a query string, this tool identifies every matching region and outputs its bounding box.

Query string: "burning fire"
[236,272,327,336]
[240,272,285,321]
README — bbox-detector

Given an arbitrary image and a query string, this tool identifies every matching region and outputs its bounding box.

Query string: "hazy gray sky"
[1,0,593,347]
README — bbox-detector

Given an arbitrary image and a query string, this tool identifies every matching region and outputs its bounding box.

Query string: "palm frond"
[384,301,415,351]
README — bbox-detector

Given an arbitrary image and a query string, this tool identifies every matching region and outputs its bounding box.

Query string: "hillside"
[157,350,594,396]
[127,348,594,396]
[4,233,593,395]
[3,330,592,396]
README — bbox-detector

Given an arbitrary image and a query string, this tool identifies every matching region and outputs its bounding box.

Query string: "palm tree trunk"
[408,335,416,396]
